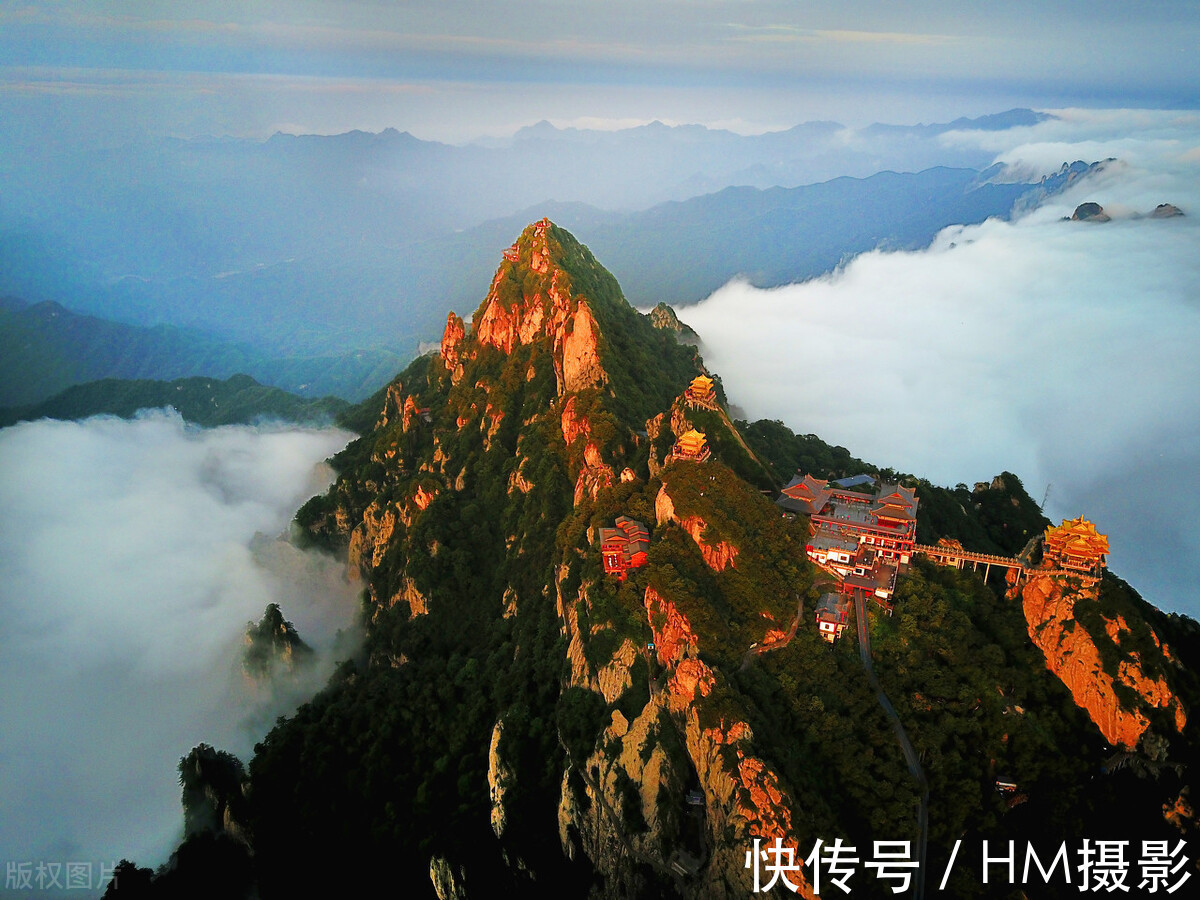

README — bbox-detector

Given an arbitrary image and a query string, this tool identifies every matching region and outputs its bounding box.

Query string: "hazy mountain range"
[1,110,1084,404]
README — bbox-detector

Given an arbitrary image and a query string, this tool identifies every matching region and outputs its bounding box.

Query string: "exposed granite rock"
[648,301,700,345]
[488,718,515,839]
[1020,574,1186,749]
[561,301,607,394]
[440,312,466,381]
[655,485,739,572]
[429,856,467,900]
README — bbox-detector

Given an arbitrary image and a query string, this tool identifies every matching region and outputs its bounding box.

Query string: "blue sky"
[2,1,1198,145]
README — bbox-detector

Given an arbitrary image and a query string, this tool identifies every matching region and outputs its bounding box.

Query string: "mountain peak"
[439,218,607,397]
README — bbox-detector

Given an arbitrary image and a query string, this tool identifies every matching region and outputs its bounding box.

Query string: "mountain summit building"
[1042,516,1109,575]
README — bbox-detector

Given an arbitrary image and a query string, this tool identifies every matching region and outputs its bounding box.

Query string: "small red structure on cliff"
[599,516,650,580]
[815,592,851,643]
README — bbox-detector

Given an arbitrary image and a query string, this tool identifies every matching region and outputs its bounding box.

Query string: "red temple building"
[1042,516,1109,575]
[808,481,918,566]
[815,592,851,643]
[599,516,650,580]
[684,375,718,411]
[777,474,833,516]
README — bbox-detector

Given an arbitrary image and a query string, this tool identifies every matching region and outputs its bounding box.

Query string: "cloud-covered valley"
[0,413,356,876]
[683,109,1200,616]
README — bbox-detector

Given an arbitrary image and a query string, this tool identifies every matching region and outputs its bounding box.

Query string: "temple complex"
[778,473,919,614]
[1042,516,1109,575]
[779,471,1112,641]
[684,374,718,411]
[599,516,650,581]
[671,429,712,463]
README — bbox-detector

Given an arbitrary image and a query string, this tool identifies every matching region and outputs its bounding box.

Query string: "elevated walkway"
[912,543,1025,582]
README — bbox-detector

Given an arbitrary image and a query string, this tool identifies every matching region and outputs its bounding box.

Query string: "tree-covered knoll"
[740,418,873,485]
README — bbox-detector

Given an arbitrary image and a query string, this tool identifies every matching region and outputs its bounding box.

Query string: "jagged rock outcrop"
[556,582,813,898]
[559,693,686,891]
[1150,203,1184,218]
[642,588,811,898]
[574,458,615,506]
[488,718,515,839]
[1019,574,1186,749]
[414,484,436,510]
[347,499,397,579]
[391,575,430,618]
[243,603,314,682]
[440,312,466,382]
[429,856,468,900]
[648,301,700,345]
[1071,201,1110,222]
[508,459,535,494]
[179,744,251,847]
[560,395,590,446]
[377,381,406,429]
[471,219,608,400]
[561,301,606,394]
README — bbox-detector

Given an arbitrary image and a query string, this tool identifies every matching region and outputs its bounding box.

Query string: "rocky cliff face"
[655,485,739,572]
[1019,573,1187,750]
[242,603,314,683]
[648,301,701,345]
[456,218,607,399]
[554,577,812,899]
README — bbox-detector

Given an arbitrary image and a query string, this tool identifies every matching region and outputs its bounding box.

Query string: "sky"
[684,108,1200,616]
[1,1,1198,147]
[0,413,357,881]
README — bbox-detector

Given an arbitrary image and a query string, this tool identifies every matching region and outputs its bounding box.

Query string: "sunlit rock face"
[1019,574,1186,750]
[655,484,739,572]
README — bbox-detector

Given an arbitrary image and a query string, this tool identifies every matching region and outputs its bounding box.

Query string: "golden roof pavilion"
[1043,516,1109,574]
[684,374,718,410]
[672,429,711,461]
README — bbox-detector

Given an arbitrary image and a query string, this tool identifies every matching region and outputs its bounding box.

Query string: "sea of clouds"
[683,109,1200,616]
[0,412,357,881]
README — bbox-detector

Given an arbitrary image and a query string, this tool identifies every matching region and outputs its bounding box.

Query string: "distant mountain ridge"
[0,299,403,405]
[406,161,1103,315]
[0,374,349,429]
[1,109,1091,410]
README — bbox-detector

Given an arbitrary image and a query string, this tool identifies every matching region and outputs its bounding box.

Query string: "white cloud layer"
[0,412,356,875]
[684,109,1200,616]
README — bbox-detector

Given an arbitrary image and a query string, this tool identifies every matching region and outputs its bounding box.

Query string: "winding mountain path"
[739,593,806,670]
[854,591,929,900]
